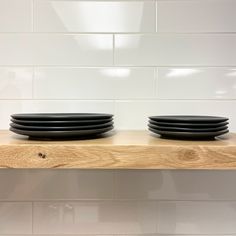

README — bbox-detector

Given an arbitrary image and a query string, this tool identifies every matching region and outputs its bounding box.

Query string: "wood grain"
[0,130,236,169]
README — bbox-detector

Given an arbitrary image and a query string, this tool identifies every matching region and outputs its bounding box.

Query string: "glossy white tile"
[0,202,32,234]
[29,170,114,200]
[33,201,157,234]
[157,201,236,234]
[0,170,32,200]
[157,68,236,99]
[0,34,113,66]
[157,0,236,33]
[0,67,33,99]
[35,1,155,32]
[0,100,114,129]
[0,0,31,32]
[115,34,236,66]
[115,170,236,200]
[34,67,156,99]
[114,100,236,131]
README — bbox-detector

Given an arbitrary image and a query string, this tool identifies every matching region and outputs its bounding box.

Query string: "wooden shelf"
[0,130,236,169]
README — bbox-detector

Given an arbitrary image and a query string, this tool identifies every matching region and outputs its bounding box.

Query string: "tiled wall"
[1,0,236,235]
[1,169,236,235]
[0,0,236,131]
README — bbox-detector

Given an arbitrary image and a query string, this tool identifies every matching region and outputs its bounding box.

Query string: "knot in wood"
[38,152,46,159]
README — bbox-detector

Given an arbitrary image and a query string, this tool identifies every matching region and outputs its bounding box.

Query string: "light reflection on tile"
[34,67,156,99]
[157,68,236,99]
[115,34,236,66]
[34,201,157,234]
[35,1,155,32]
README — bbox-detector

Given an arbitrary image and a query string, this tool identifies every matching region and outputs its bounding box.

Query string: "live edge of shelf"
[0,130,236,169]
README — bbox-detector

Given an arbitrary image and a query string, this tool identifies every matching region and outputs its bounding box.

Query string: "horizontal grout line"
[0,65,236,68]
[1,99,236,102]
[3,234,236,236]
[2,199,236,202]
[2,235,236,236]
[1,32,236,35]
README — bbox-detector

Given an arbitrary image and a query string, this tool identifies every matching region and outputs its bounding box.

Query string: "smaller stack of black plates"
[10,113,113,139]
[148,115,229,140]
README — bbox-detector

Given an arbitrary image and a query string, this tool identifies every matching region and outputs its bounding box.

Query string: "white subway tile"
[0,67,33,99]
[0,202,32,234]
[29,170,114,200]
[0,0,31,32]
[114,100,236,131]
[33,201,157,234]
[0,170,32,200]
[0,100,114,129]
[115,34,236,66]
[157,67,236,99]
[35,1,155,32]
[0,34,112,66]
[157,201,236,234]
[34,67,156,99]
[157,0,236,33]
[115,170,236,200]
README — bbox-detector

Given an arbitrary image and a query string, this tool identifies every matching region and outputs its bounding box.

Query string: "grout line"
[31,0,34,32]
[155,200,159,234]
[31,201,34,234]
[1,32,236,35]
[32,66,35,99]
[155,0,158,33]
[113,170,117,200]
[1,99,236,101]
[0,65,235,68]
[3,199,236,202]
[112,34,115,65]
[154,67,158,98]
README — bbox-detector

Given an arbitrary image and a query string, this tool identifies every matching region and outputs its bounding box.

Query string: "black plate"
[11,113,113,120]
[11,118,113,126]
[149,115,228,123]
[10,126,113,138]
[10,121,113,131]
[149,119,229,128]
[148,123,228,132]
[149,127,229,139]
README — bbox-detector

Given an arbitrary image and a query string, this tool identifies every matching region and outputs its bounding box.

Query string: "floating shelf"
[0,130,236,169]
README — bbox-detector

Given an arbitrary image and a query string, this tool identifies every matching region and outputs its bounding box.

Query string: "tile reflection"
[166,68,201,78]
[34,201,157,234]
[158,67,236,99]
[36,1,155,32]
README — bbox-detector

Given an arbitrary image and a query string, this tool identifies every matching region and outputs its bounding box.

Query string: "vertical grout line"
[156,200,159,234]
[155,67,158,99]
[112,170,116,200]
[31,0,34,32]
[156,0,158,33]
[31,201,34,234]
[112,34,115,66]
[32,67,35,99]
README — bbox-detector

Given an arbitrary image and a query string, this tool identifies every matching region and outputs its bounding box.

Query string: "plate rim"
[149,119,229,127]
[148,123,228,132]
[149,115,228,123]
[10,121,114,131]
[149,127,229,137]
[10,126,114,137]
[11,113,113,120]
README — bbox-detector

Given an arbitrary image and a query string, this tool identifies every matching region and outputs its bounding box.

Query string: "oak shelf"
[0,130,236,169]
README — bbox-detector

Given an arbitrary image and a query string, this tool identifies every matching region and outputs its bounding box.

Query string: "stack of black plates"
[148,115,229,140]
[10,113,114,139]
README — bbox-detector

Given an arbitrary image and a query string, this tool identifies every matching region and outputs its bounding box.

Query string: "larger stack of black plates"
[10,113,113,139]
[148,115,229,140]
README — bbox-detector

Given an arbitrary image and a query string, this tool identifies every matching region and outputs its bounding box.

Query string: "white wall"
[0,0,236,235]
[0,0,235,130]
